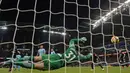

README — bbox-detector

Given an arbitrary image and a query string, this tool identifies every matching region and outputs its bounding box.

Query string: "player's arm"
[79,53,92,61]
[69,37,87,47]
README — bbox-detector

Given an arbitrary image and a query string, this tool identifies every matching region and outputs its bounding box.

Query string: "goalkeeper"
[0,37,92,70]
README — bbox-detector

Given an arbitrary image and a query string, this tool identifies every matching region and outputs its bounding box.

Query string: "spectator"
[38,45,46,56]
[50,48,56,54]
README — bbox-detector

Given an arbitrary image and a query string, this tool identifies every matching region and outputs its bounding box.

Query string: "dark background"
[0,0,130,56]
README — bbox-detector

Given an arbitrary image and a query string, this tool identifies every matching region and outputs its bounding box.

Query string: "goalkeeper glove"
[80,37,87,42]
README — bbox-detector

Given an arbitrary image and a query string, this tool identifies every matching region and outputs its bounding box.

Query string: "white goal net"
[0,0,130,73]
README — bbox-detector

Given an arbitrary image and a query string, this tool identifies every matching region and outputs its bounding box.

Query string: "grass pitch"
[0,66,130,73]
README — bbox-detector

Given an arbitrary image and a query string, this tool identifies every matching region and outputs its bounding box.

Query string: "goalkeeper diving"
[0,37,93,70]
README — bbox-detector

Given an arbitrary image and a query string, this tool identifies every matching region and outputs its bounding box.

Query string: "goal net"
[0,0,130,73]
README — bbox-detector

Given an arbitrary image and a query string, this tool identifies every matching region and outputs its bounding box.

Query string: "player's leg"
[94,54,104,70]
[125,56,129,67]
[13,65,17,70]
[91,62,94,70]
[14,61,44,70]
[18,56,42,62]
[122,57,125,68]
[91,55,95,71]
[124,60,129,67]
[0,57,46,70]
[119,54,124,68]
[122,63,125,68]
[17,65,21,71]
[96,59,104,70]
[125,53,129,67]
[1,56,43,66]
[14,54,65,70]
[8,63,13,72]
[120,60,124,68]
[98,63,104,70]
[125,63,129,67]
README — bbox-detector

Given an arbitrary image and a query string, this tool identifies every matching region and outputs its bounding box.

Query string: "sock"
[14,61,34,69]
[99,64,104,69]
[3,56,34,66]
[91,63,94,69]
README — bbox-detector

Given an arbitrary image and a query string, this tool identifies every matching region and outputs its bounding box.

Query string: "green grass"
[0,66,130,73]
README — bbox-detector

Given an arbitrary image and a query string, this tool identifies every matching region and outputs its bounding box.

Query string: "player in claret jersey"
[118,49,129,68]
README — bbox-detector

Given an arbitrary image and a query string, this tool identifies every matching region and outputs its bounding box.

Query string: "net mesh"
[0,0,130,73]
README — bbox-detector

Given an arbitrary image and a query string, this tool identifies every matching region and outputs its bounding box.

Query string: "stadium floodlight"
[1,26,7,30]
[54,32,59,34]
[61,33,66,35]
[43,30,66,35]
[92,0,130,29]
[50,31,54,33]
[43,30,47,32]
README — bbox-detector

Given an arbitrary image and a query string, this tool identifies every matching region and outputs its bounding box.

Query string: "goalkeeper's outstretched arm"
[69,37,87,48]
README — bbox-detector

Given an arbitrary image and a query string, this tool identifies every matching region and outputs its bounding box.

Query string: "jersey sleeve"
[69,38,87,48]
[43,49,46,54]
[69,39,81,47]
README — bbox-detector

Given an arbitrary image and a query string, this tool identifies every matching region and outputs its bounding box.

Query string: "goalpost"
[0,0,130,73]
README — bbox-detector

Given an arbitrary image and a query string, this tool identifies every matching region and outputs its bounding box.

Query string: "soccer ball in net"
[111,35,119,44]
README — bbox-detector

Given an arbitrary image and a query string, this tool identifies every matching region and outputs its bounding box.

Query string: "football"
[111,36,119,43]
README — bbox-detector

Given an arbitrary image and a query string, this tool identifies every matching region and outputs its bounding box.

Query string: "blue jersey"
[38,48,46,56]
[51,51,56,54]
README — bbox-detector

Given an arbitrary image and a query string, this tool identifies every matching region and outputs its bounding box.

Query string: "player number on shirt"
[65,51,76,62]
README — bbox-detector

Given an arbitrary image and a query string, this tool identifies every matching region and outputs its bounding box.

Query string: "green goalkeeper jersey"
[41,38,92,70]
[41,53,92,70]
[3,37,92,70]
